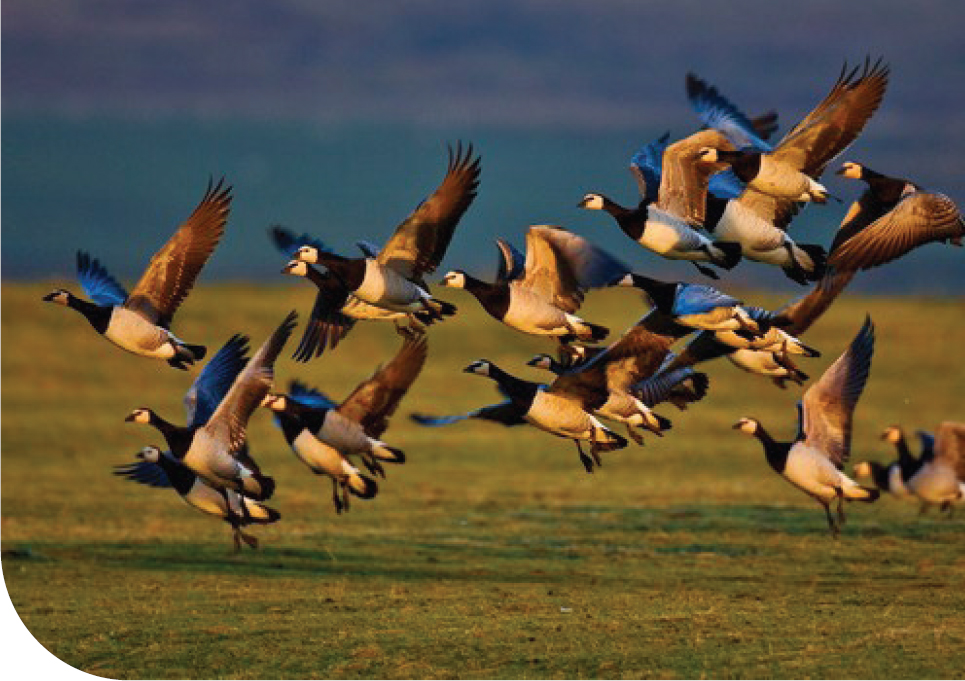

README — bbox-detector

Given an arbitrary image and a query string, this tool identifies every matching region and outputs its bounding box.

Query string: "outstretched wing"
[112,460,172,488]
[337,329,429,438]
[76,251,129,307]
[377,143,481,279]
[125,178,232,327]
[495,238,526,284]
[203,311,297,455]
[934,422,965,481]
[410,401,527,428]
[686,73,774,152]
[799,316,875,468]
[269,225,331,259]
[828,191,965,271]
[657,129,735,226]
[771,58,889,176]
[629,132,670,202]
[184,333,251,428]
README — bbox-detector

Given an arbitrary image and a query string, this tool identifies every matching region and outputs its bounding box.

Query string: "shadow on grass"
[6,503,961,586]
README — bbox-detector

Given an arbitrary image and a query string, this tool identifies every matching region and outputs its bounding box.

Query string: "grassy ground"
[3,281,964,679]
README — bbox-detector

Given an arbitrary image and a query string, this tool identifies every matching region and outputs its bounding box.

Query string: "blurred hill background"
[3,0,964,292]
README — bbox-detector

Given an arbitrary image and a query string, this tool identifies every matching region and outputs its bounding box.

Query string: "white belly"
[783,444,845,502]
[105,307,174,358]
[639,208,706,257]
[354,260,424,310]
[908,462,962,503]
[502,288,570,334]
[526,391,593,439]
[291,429,352,477]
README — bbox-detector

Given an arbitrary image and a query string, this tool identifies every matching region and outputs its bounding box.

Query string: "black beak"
[42,292,58,302]
[124,414,137,423]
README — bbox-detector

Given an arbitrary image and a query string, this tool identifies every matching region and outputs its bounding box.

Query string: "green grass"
[3,281,965,679]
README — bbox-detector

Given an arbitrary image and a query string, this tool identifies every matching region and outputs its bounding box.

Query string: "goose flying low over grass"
[263,328,426,512]
[734,317,880,537]
[414,359,627,473]
[440,225,624,343]
[292,143,480,321]
[692,58,889,205]
[828,162,965,271]
[127,312,297,524]
[43,179,232,369]
[271,226,433,359]
[851,425,929,499]
[114,445,280,551]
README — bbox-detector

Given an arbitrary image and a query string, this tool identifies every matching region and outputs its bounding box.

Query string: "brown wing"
[518,225,585,313]
[550,320,672,407]
[934,421,965,481]
[377,143,481,279]
[657,129,734,225]
[800,317,874,468]
[203,311,297,455]
[776,268,856,338]
[771,58,889,176]
[828,191,965,271]
[125,178,232,327]
[337,329,428,439]
[735,188,803,235]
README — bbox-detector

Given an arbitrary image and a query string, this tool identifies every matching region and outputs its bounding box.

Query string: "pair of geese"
[854,423,965,515]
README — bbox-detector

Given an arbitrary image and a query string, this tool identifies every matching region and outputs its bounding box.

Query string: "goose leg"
[835,488,847,526]
[575,441,595,474]
[823,503,839,539]
[625,424,645,445]
[341,481,351,513]
[692,262,720,280]
[240,531,259,549]
[332,479,345,514]
[232,526,243,553]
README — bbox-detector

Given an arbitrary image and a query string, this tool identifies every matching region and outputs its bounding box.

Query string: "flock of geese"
[43,57,965,548]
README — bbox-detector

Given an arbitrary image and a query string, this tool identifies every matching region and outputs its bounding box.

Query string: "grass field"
[3,281,964,679]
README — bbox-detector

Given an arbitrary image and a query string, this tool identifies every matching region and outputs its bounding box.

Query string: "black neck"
[752,423,792,474]
[866,461,891,492]
[463,274,510,320]
[66,294,112,334]
[155,454,197,495]
[486,365,540,406]
[602,197,647,241]
[149,413,194,457]
[640,310,692,340]
[275,401,329,435]
[304,265,351,306]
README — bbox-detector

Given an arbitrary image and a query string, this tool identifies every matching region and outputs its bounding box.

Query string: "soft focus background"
[3,0,964,290]
[3,3,965,678]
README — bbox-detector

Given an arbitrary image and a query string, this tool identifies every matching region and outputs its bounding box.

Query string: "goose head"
[526,354,556,371]
[136,445,163,463]
[852,461,873,479]
[732,417,762,436]
[294,245,321,263]
[463,359,493,376]
[282,260,309,277]
[440,270,467,288]
[836,161,865,180]
[578,193,606,210]
[125,407,155,425]
[697,146,721,163]
[261,393,288,412]
[880,425,904,444]
[42,289,72,305]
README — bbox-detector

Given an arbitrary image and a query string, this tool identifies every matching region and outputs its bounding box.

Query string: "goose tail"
[370,442,406,464]
[709,241,743,270]
[347,472,379,499]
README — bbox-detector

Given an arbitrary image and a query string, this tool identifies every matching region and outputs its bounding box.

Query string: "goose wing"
[410,401,528,427]
[377,143,481,279]
[495,238,526,284]
[685,73,774,152]
[770,58,889,176]
[203,311,297,455]
[337,329,429,438]
[183,334,251,428]
[112,459,173,488]
[76,251,129,307]
[125,178,232,327]
[934,422,965,481]
[629,132,670,202]
[827,191,965,271]
[671,283,742,318]
[551,320,672,400]
[656,129,735,226]
[799,317,875,468]
[269,225,330,259]
[288,379,339,411]
[291,272,357,362]
[519,225,628,313]
[775,269,855,337]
